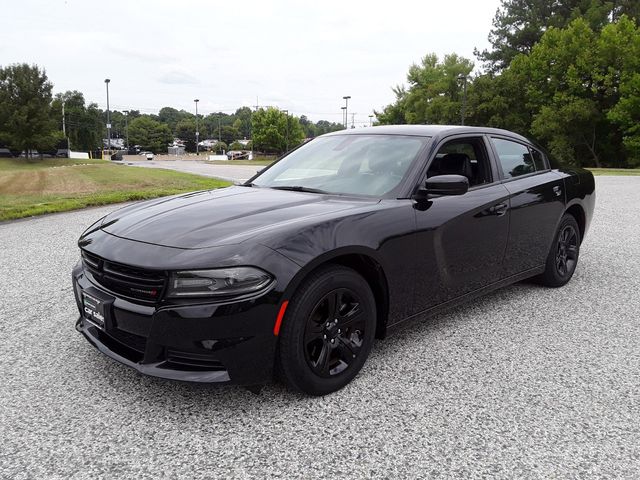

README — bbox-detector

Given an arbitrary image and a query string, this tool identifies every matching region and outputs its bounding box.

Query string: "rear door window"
[491,138,535,179]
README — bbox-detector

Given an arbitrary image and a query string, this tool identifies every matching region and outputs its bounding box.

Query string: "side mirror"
[424,174,469,196]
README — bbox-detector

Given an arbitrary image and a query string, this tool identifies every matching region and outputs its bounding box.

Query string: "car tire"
[537,213,581,288]
[277,265,376,396]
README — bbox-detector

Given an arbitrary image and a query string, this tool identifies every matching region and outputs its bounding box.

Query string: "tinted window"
[492,138,535,178]
[428,137,492,186]
[530,148,546,171]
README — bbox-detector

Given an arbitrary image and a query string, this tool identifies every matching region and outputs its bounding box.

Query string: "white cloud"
[3,0,501,124]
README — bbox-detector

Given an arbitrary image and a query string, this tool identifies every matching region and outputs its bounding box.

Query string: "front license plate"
[82,292,106,328]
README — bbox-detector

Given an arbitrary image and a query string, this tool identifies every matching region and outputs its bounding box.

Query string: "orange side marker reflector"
[273,301,289,336]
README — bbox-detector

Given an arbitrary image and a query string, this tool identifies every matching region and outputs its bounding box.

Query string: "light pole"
[369,114,374,127]
[342,95,351,129]
[458,74,468,126]
[194,99,200,155]
[123,110,129,150]
[62,101,70,153]
[341,106,347,129]
[104,79,111,157]
[282,109,289,153]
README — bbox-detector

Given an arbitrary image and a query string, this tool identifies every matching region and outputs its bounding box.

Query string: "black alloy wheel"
[556,224,579,277]
[538,213,581,287]
[304,288,366,377]
[277,265,376,395]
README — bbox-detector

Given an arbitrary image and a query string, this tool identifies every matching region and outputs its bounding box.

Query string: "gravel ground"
[0,176,638,479]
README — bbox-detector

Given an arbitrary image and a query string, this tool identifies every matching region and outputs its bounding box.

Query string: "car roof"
[323,124,531,144]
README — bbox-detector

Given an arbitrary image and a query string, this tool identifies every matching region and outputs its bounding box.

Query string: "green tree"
[313,119,343,136]
[0,63,58,155]
[510,16,640,166]
[51,91,104,151]
[158,107,193,134]
[251,108,305,153]
[128,116,172,153]
[234,107,253,137]
[477,0,640,72]
[220,125,241,144]
[175,118,197,152]
[375,53,474,125]
[466,72,531,134]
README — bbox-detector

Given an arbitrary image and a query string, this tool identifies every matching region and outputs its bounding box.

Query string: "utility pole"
[341,106,347,129]
[342,95,351,129]
[458,74,468,126]
[218,114,221,143]
[282,109,289,153]
[123,110,129,150]
[62,101,70,154]
[104,79,111,158]
[351,113,356,129]
[62,101,66,136]
[194,99,200,155]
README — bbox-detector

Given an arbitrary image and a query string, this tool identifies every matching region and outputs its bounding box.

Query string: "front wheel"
[277,265,376,395]
[537,213,581,287]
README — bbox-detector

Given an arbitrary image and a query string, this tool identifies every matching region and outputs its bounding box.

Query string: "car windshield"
[251,134,428,196]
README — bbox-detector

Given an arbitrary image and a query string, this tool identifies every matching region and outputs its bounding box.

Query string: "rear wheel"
[537,213,581,287]
[277,265,376,395]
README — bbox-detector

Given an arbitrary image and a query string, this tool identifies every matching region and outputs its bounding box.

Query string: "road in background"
[0,177,638,478]
[123,159,262,183]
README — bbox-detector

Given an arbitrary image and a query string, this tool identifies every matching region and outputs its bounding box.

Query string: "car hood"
[98,186,374,249]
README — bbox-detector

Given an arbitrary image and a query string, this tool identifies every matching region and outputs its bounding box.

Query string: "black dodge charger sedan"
[73,125,595,395]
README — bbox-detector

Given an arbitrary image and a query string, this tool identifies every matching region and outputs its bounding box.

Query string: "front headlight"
[167,267,273,298]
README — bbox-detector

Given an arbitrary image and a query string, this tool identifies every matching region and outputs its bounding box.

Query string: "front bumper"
[72,264,280,385]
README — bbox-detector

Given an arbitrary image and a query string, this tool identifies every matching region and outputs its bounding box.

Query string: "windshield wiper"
[269,186,329,194]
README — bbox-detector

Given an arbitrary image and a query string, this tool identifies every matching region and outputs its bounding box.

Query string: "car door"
[488,136,566,277]
[412,135,511,313]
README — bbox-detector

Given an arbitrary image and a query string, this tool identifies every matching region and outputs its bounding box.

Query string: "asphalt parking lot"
[0,176,638,478]
[122,159,260,183]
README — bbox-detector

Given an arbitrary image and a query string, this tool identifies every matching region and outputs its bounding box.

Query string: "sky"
[2,0,501,127]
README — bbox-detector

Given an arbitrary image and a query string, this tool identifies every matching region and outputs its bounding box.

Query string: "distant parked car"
[0,148,13,158]
[139,151,154,161]
[227,150,249,160]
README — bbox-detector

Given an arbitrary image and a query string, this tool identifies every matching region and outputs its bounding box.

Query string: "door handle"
[490,203,508,216]
[553,185,562,196]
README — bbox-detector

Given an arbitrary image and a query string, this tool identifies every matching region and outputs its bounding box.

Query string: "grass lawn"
[587,168,640,176]
[0,158,230,221]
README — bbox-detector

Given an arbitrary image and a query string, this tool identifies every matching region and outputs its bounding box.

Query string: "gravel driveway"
[0,177,638,479]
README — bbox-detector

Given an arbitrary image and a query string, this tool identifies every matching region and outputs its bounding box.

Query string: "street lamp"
[342,95,351,129]
[457,74,468,126]
[369,114,374,127]
[123,110,129,150]
[104,79,111,157]
[341,106,347,129]
[194,99,200,155]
